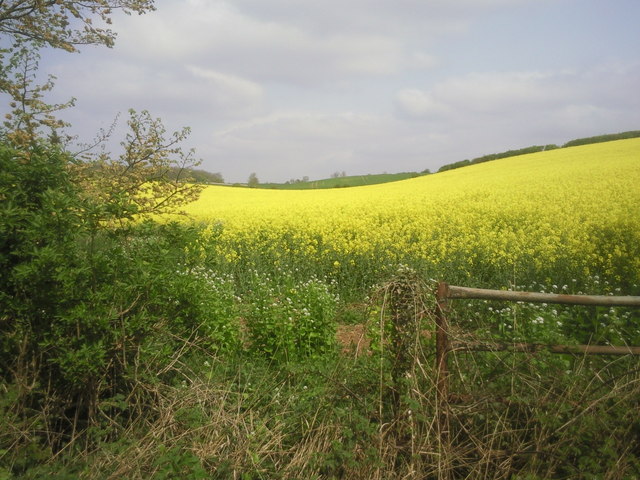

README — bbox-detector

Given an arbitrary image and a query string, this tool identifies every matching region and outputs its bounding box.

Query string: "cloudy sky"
[41,0,640,183]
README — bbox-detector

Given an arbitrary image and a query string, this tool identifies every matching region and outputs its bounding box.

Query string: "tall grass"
[8,274,637,479]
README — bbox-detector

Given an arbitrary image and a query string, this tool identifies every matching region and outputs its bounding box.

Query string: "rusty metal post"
[435,281,451,477]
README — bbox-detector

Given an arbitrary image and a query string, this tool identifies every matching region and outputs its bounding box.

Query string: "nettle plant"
[244,272,339,362]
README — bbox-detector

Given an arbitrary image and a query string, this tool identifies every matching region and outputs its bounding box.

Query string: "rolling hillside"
[182,138,640,290]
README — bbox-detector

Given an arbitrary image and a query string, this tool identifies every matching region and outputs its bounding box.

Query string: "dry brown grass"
[3,278,639,479]
[10,343,634,480]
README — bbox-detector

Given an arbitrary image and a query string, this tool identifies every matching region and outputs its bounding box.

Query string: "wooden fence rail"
[444,284,640,307]
[433,281,640,464]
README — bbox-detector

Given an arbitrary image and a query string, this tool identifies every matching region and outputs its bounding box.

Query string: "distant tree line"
[285,176,310,185]
[561,130,640,148]
[176,130,640,185]
[438,144,560,173]
[167,167,224,184]
[437,130,640,173]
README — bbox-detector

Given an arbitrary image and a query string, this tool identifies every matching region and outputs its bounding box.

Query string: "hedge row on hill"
[437,130,640,173]
[561,130,640,148]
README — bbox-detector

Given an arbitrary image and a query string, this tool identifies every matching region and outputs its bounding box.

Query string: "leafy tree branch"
[72,109,204,225]
[0,42,75,147]
[0,0,155,52]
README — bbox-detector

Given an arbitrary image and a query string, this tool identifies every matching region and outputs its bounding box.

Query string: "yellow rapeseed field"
[183,138,640,287]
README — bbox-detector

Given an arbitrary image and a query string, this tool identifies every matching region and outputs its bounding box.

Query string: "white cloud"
[389,63,640,168]
[186,66,265,113]
[206,112,451,182]
[49,56,267,122]
[30,0,640,185]
[395,66,640,122]
[395,89,450,119]
[407,52,439,70]
[226,0,534,37]
[432,71,564,113]
[111,1,406,86]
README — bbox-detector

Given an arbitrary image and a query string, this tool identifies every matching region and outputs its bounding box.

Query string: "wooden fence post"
[435,281,451,477]
[435,282,450,406]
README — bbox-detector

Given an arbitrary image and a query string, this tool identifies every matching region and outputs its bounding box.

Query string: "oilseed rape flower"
[181,139,640,290]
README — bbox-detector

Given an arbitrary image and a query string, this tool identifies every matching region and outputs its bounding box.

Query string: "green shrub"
[245,274,338,362]
[0,142,239,471]
[163,266,240,352]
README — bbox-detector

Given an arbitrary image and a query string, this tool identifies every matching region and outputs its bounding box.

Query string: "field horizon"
[214,130,639,189]
[181,137,640,297]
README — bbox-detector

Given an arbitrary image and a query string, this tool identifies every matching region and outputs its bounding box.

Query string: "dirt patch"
[336,323,433,357]
[336,324,370,357]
